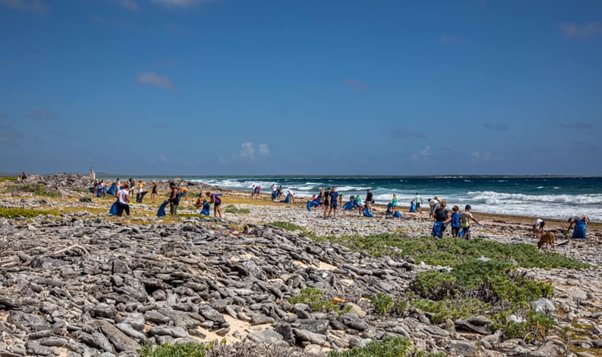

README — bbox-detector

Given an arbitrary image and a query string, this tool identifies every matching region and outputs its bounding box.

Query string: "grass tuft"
[224,205,250,214]
[271,221,307,232]
[0,207,59,219]
[139,342,207,357]
[288,288,350,314]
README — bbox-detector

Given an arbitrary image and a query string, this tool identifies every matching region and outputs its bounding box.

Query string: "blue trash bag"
[200,200,210,216]
[363,207,373,217]
[96,188,102,197]
[409,201,416,213]
[343,201,355,211]
[271,191,278,201]
[157,200,169,217]
[572,220,587,239]
[306,199,320,211]
[107,183,117,196]
[432,221,444,238]
[109,201,119,216]
[393,211,402,218]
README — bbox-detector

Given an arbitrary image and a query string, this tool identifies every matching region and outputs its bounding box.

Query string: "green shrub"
[312,235,588,270]
[412,298,491,324]
[271,221,306,232]
[329,337,412,357]
[412,271,459,300]
[17,183,59,198]
[224,205,250,214]
[0,207,58,219]
[288,288,348,313]
[139,342,207,357]
[0,176,17,182]
[371,293,408,316]
[504,311,556,342]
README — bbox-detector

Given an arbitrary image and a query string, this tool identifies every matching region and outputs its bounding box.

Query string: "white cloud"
[240,142,255,159]
[159,154,168,163]
[136,72,174,90]
[559,22,602,39]
[239,142,270,160]
[471,151,494,161]
[412,146,432,161]
[0,0,47,15]
[119,0,140,11]
[258,143,270,156]
[151,0,216,8]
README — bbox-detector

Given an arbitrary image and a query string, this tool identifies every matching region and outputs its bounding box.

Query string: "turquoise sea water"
[181,176,602,222]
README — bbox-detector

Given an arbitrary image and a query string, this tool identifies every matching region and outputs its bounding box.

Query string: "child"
[450,205,461,237]
[207,191,223,219]
[460,205,481,240]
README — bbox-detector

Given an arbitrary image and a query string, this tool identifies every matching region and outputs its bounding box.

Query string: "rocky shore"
[0,175,601,356]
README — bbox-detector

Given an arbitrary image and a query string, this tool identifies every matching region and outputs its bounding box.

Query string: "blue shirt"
[451,212,461,228]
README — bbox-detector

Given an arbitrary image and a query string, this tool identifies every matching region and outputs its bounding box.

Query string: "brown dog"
[537,232,556,250]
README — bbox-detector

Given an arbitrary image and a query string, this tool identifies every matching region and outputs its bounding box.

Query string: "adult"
[432,200,449,238]
[180,186,189,203]
[365,189,374,211]
[207,191,222,219]
[429,196,440,216]
[329,187,339,218]
[391,194,398,211]
[567,216,589,240]
[151,181,158,203]
[323,187,331,218]
[533,218,545,238]
[168,182,179,216]
[116,183,130,217]
[318,188,325,206]
[415,192,422,212]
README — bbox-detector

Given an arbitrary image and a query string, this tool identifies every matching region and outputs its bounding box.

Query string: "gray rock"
[294,319,329,334]
[8,311,50,331]
[199,306,226,325]
[293,328,327,345]
[449,340,478,356]
[455,316,493,335]
[149,326,188,338]
[121,313,145,331]
[339,313,369,331]
[251,314,275,326]
[96,320,140,352]
[532,298,555,314]
[116,323,147,342]
[247,330,285,344]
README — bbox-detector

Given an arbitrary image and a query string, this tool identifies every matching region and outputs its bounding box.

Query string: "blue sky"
[0,0,601,175]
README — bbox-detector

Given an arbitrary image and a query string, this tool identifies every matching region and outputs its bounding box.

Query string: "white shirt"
[118,189,129,205]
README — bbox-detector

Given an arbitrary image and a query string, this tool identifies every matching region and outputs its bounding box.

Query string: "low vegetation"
[139,342,207,357]
[0,207,59,219]
[0,176,17,182]
[224,205,250,214]
[315,234,589,343]
[10,183,60,198]
[329,337,445,357]
[288,288,350,314]
[271,221,307,232]
[312,234,588,270]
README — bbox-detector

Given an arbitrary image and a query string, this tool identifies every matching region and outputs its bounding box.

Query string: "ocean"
[183,176,602,222]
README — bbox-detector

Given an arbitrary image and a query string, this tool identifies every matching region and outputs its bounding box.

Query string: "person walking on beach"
[99,180,106,198]
[329,187,339,218]
[460,205,481,240]
[207,191,222,219]
[151,181,158,203]
[318,188,325,207]
[323,187,331,218]
[432,200,449,238]
[116,183,130,217]
[356,194,363,216]
[180,186,189,203]
[450,205,461,237]
[365,189,374,211]
[415,193,422,212]
[168,182,179,216]
[391,194,398,212]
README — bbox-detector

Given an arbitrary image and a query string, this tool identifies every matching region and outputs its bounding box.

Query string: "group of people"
[427,196,481,239]
[532,215,590,240]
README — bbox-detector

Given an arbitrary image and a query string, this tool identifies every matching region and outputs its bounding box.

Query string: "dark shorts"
[452,227,460,237]
[214,201,221,207]
[331,202,338,209]
[416,203,421,208]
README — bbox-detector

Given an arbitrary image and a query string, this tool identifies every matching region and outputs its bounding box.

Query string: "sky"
[0,0,601,176]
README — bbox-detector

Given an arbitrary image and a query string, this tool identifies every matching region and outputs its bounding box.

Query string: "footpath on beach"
[0,174,601,357]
